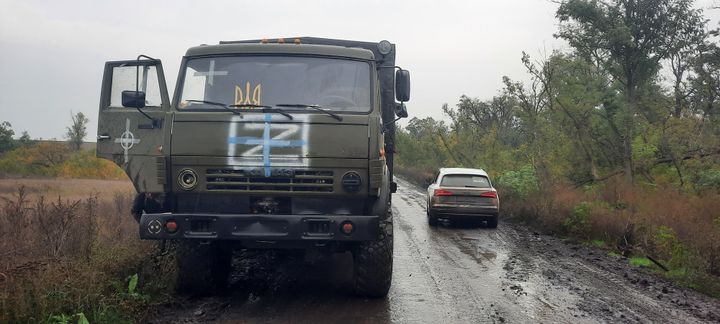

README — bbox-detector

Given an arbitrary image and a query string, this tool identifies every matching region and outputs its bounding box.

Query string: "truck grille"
[205,169,334,192]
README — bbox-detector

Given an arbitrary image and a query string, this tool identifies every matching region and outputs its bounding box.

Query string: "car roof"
[439,168,489,177]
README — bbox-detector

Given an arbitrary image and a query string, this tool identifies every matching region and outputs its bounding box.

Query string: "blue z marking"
[228,113,306,177]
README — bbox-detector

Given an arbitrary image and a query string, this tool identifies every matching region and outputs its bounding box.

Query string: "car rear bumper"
[429,204,499,219]
[139,213,379,241]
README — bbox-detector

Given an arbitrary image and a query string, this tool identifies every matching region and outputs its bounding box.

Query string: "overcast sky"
[0,0,718,140]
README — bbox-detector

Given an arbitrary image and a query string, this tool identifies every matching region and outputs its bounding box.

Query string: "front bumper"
[139,213,379,241]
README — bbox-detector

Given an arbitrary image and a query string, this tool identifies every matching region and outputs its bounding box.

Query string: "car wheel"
[487,216,498,228]
[427,212,439,227]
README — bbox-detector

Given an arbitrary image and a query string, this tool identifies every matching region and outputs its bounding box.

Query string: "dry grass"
[0,179,168,323]
[0,178,133,201]
[501,180,720,296]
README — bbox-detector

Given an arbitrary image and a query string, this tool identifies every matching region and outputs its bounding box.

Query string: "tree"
[666,6,707,118]
[18,131,33,147]
[690,43,720,119]
[66,112,89,151]
[0,121,16,154]
[556,0,705,182]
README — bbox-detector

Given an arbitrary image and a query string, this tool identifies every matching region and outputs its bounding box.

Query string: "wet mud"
[149,178,720,323]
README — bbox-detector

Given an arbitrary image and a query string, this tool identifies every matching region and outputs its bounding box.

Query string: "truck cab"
[96,37,410,297]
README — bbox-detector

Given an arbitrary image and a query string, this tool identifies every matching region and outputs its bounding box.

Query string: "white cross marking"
[114,118,140,163]
[193,60,227,86]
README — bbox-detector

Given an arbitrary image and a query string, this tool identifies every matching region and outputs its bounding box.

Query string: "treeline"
[395,0,720,296]
[0,114,124,179]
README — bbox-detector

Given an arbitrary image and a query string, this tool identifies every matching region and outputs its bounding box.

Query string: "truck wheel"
[175,240,232,295]
[487,216,498,228]
[353,206,393,298]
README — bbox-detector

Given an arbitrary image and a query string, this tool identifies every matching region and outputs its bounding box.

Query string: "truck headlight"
[178,169,198,190]
[341,171,362,193]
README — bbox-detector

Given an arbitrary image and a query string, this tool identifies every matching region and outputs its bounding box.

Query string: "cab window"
[109,65,162,108]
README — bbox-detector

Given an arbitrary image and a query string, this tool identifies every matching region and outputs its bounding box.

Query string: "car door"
[96,59,171,193]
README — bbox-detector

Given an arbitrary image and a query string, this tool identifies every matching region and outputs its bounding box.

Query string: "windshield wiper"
[276,104,343,121]
[185,100,241,115]
[229,104,293,120]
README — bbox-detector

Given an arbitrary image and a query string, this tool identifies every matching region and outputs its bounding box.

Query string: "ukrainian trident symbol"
[115,118,140,163]
[234,82,262,106]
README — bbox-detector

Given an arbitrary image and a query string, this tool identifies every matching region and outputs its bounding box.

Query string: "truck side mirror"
[122,90,146,108]
[395,69,410,102]
[395,103,408,118]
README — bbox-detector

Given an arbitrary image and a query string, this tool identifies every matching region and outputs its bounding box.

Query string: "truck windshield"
[178,56,371,112]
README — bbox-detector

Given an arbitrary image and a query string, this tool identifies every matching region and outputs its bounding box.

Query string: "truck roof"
[185,43,375,61]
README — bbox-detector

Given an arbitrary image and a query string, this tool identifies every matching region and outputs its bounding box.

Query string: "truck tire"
[353,204,393,298]
[175,240,232,295]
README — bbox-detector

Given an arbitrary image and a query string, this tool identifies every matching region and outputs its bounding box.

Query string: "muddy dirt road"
[152,178,720,323]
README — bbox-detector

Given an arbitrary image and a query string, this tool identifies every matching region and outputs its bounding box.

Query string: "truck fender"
[370,164,391,219]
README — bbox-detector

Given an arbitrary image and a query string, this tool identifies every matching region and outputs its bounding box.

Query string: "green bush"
[563,201,592,237]
[496,165,539,199]
[697,169,720,190]
[655,225,689,269]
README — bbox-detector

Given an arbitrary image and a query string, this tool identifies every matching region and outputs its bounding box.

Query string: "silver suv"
[426,168,499,227]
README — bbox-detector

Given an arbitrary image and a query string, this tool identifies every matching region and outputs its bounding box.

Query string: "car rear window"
[440,174,491,187]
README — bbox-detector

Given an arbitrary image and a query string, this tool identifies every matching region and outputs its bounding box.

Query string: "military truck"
[96,37,410,297]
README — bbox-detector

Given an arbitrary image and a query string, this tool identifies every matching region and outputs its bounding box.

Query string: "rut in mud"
[150,178,720,323]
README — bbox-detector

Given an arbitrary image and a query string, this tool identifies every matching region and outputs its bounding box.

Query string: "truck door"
[96,59,170,193]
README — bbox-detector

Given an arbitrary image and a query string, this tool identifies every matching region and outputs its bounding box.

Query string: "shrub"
[0,184,168,323]
[653,225,689,269]
[696,169,720,191]
[496,165,539,199]
[563,201,592,238]
[58,149,125,180]
[0,143,124,180]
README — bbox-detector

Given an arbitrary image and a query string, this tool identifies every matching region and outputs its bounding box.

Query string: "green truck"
[96,37,410,297]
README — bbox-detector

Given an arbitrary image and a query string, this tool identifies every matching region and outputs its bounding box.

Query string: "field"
[0,178,133,201]
[0,178,171,323]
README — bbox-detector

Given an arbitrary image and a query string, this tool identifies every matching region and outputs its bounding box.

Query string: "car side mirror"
[395,69,410,102]
[122,90,146,108]
[395,103,408,118]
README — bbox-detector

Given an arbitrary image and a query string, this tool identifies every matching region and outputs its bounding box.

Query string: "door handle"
[97,134,111,140]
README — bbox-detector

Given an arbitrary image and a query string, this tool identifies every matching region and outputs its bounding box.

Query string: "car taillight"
[434,189,454,196]
[480,191,498,198]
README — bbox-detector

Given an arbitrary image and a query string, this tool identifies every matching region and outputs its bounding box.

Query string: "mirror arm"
[377,65,403,70]
[135,55,158,93]
[134,55,160,127]
[135,107,159,127]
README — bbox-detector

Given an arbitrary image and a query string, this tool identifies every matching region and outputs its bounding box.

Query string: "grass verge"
[0,180,175,323]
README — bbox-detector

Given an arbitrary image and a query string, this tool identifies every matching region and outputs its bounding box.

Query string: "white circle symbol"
[120,130,136,150]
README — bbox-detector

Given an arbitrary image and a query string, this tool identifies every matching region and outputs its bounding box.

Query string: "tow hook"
[156,239,169,257]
